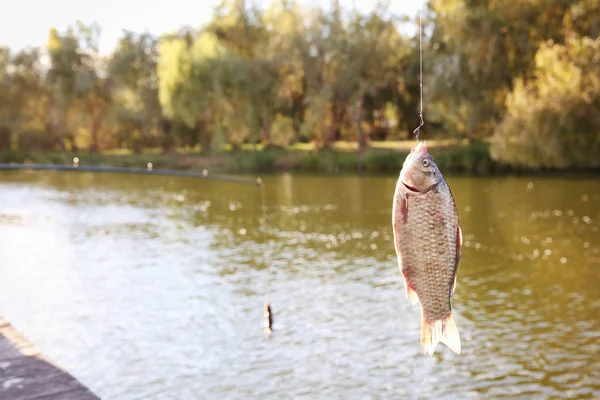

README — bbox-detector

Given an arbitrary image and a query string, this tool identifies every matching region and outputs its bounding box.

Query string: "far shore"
[1,140,598,176]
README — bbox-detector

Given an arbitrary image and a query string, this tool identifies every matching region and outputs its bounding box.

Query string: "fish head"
[399,141,442,193]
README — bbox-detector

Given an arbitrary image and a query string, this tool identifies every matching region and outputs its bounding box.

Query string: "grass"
[0,139,542,176]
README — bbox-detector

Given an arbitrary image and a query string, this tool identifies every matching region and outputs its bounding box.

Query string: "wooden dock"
[0,317,100,400]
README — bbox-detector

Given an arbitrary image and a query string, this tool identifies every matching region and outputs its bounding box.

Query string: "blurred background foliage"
[0,0,598,170]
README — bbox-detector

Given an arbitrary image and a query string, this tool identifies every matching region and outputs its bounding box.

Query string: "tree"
[344,3,412,147]
[158,30,231,150]
[0,48,54,150]
[428,0,575,139]
[206,0,281,147]
[109,32,165,152]
[46,21,108,151]
[263,0,308,143]
[491,35,600,168]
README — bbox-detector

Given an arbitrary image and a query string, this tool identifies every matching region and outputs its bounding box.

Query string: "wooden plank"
[0,319,43,360]
[0,335,23,360]
[0,317,99,400]
[29,387,100,400]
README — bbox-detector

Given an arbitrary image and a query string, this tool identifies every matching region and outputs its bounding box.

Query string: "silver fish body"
[392,142,463,356]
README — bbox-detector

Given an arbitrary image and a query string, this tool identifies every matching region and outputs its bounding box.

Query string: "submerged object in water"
[264,298,273,335]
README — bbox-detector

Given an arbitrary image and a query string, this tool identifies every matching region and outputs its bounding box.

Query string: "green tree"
[344,3,413,147]
[491,35,600,168]
[207,0,281,147]
[46,21,108,151]
[263,0,308,144]
[428,0,575,139]
[0,48,54,150]
[158,31,229,150]
[109,32,165,152]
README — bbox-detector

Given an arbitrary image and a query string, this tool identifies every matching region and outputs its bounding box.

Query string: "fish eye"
[422,158,430,167]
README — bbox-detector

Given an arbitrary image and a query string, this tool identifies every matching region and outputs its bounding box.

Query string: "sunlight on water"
[0,171,599,399]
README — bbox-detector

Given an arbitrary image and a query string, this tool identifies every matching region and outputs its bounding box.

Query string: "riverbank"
[0,141,596,176]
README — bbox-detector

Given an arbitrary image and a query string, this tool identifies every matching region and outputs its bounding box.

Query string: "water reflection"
[0,171,598,399]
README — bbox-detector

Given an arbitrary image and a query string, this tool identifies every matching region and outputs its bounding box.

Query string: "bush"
[232,150,277,172]
[17,131,57,152]
[364,150,406,173]
[491,35,600,169]
[0,148,27,163]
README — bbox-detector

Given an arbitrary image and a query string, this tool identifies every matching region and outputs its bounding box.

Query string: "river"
[0,171,598,399]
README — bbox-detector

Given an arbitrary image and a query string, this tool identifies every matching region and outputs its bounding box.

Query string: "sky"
[0,0,426,54]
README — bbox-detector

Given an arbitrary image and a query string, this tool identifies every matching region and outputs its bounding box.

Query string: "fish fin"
[396,252,417,305]
[405,284,419,306]
[421,312,461,356]
[392,191,408,257]
[451,275,458,296]
[400,195,408,224]
[451,225,463,295]
[397,254,418,305]
[392,190,408,229]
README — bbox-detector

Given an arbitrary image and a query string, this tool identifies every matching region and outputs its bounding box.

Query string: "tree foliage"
[491,35,600,168]
[109,32,163,151]
[0,0,598,168]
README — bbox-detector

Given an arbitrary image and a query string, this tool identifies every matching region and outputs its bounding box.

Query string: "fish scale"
[400,184,457,321]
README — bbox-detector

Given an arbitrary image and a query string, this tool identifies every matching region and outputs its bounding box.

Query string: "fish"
[392,141,463,356]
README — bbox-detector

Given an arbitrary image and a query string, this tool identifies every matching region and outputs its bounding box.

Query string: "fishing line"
[412,9,424,142]
[257,177,273,336]
[0,162,261,186]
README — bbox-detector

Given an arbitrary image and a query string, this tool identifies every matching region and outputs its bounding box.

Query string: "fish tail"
[420,311,461,356]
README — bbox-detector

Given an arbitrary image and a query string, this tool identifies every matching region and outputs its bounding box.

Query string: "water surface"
[0,171,598,399]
